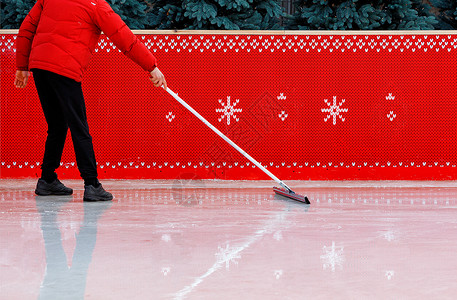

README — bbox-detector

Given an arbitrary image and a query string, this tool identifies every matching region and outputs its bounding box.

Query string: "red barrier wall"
[1,31,457,180]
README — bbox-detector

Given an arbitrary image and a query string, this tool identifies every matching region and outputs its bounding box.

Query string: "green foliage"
[1,0,34,29]
[288,0,439,30]
[106,0,149,29]
[429,0,457,29]
[386,0,437,30]
[0,0,149,29]
[1,0,456,30]
[148,0,283,30]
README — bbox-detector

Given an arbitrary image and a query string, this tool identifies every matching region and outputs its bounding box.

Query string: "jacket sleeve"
[94,1,157,72]
[16,0,44,71]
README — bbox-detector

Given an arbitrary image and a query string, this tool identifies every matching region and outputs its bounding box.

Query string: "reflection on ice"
[36,197,112,300]
[2,180,457,299]
[321,241,345,273]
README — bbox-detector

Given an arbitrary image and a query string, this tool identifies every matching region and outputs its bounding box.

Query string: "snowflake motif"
[383,230,396,242]
[273,231,283,241]
[387,111,396,121]
[274,270,283,279]
[166,112,175,122]
[278,111,288,121]
[320,241,345,272]
[161,234,171,242]
[386,93,397,121]
[216,96,242,125]
[386,93,395,101]
[385,270,395,280]
[215,244,241,270]
[321,96,348,125]
[162,267,171,276]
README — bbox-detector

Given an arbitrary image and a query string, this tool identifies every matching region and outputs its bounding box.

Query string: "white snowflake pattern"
[161,234,171,242]
[320,241,345,272]
[321,96,348,125]
[382,230,396,242]
[386,93,397,121]
[278,111,288,121]
[162,267,171,276]
[385,270,395,280]
[387,111,396,121]
[273,230,283,241]
[215,244,241,270]
[166,112,175,122]
[216,96,242,125]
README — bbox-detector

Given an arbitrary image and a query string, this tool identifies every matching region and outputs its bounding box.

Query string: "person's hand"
[149,67,167,89]
[14,70,30,88]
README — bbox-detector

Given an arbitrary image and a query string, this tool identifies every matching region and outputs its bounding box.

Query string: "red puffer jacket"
[16,0,157,82]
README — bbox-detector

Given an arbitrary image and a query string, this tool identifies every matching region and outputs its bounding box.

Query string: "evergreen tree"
[0,0,149,29]
[287,0,438,30]
[1,0,34,29]
[147,0,186,29]
[148,0,283,30]
[107,0,149,29]
[1,0,455,30]
[429,0,457,29]
[389,0,437,30]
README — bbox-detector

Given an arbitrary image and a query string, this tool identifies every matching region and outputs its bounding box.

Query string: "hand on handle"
[149,67,167,89]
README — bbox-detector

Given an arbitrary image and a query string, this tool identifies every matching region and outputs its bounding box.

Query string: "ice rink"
[2,179,457,299]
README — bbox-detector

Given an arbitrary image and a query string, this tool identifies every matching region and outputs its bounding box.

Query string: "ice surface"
[1,179,457,299]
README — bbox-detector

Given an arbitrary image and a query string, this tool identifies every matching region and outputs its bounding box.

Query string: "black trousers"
[33,69,98,182]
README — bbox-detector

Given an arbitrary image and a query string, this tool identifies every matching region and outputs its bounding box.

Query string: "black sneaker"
[83,184,113,202]
[35,178,73,196]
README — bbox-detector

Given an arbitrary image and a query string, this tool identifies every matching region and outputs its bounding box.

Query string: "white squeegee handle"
[164,87,293,193]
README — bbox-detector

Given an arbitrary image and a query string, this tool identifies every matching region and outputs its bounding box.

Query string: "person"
[14,0,166,201]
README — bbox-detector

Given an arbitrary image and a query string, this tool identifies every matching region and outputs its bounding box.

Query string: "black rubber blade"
[273,187,310,204]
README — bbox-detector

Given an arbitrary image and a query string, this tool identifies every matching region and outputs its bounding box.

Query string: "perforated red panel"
[2,32,457,180]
